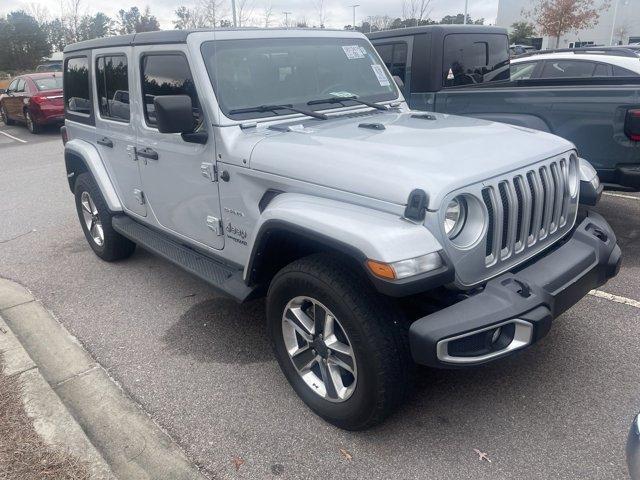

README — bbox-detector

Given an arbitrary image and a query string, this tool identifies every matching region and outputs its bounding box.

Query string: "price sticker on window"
[342,45,365,59]
[371,64,390,87]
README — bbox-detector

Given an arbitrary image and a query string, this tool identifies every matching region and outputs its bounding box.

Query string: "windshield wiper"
[228,104,327,120]
[307,96,388,111]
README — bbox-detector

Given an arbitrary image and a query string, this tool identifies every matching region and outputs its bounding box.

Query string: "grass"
[0,355,91,480]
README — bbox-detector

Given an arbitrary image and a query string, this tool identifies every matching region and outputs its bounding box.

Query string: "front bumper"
[409,211,621,368]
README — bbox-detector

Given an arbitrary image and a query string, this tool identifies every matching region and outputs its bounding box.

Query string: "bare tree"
[262,2,274,27]
[614,22,630,45]
[63,0,84,42]
[402,0,432,24]
[314,0,328,28]
[201,0,227,27]
[26,3,51,24]
[366,14,393,31]
[236,0,255,27]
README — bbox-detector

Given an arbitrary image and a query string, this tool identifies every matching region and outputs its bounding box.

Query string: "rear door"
[134,46,224,250]
[92,48,147,217]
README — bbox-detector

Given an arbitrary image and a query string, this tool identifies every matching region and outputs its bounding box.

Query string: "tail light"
[31,95,49,105]
[625,109,640,142]
[60,126,68,145]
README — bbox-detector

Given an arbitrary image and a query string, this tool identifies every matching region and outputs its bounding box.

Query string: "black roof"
[367,24,507,40]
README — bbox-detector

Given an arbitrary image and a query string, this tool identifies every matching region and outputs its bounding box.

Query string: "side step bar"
[112,216,256,302]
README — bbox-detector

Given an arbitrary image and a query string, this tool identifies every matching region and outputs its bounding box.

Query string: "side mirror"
[154,95,195,134]
[393,75,405,89]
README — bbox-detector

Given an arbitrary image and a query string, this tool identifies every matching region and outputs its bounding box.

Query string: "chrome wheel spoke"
[281,296,357,403]
[81,198,92,215]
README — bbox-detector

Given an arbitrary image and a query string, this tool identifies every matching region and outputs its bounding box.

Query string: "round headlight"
[444,197,467,239]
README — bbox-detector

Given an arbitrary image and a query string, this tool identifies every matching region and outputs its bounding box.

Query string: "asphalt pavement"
[0,121,638,479]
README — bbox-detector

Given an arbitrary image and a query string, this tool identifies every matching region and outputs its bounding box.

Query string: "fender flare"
[244,193,453,296]
[65,139,123,212]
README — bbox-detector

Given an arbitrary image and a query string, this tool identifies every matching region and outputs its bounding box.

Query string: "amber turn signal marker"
[366,260,396,280]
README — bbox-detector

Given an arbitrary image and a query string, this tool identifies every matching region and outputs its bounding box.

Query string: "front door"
[134,46,224,250]
[5,78,27,120]
[92,48,146,217]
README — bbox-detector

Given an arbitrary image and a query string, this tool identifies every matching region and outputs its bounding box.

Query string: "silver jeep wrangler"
[62,28,621,430]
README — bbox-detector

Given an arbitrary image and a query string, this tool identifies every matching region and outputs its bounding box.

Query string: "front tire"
[267,253,411,430]
[1,105,14,125]
[74,173,136,261]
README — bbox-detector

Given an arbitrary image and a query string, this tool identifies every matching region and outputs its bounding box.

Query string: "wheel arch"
[64,139,123,212]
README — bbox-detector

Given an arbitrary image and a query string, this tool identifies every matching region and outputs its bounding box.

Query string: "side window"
[140,53,202,128]
[15,79,26,92]
[96,55,130,122]
[613,65,640,77]
[510,62,537,80]
[8,79,18,91]
[64,57,92,115]
[374,43,408,82]
[540,60,596,78]
[443,34,510,87]
[593,64,612,77]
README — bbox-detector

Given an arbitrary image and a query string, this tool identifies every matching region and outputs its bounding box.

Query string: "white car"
[511,49,640,80]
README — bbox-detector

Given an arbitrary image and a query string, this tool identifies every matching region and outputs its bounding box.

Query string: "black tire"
[24,109,40,134]
[1,105,14,125]
[267,253,412,430]
[74,173,136,262]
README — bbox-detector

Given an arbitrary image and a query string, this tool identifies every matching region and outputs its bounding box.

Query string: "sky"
[5,0,500,30]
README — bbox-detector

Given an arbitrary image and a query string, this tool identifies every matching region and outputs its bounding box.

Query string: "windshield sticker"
[371,64,390,87]
[329,91,356,98]
[342,45,365,59]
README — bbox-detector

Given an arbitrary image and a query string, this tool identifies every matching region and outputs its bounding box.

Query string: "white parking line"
[589,289,640,309]
[0,130,27,143]
[603,192,640,201]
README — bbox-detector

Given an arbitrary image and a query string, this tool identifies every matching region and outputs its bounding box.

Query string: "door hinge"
[200,162,218,182]
[206,216,223,236]
[133,189,145,205]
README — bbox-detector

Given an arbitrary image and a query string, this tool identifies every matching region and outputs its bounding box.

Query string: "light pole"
[463,0,469,24]
[609,0,622,45]
[283,11,292,28]
[348,4,360,30]
[231,0,237,27]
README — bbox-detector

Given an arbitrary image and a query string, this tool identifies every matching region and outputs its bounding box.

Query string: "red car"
[0,72,64,133]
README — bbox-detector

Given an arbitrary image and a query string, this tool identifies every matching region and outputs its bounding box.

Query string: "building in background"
[497,0,640,49]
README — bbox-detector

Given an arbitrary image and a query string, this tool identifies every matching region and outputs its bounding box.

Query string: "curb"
[0,278,207,480]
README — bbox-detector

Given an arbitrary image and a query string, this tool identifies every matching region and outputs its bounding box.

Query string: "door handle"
[97,137,113,148]
[137,147,158,161]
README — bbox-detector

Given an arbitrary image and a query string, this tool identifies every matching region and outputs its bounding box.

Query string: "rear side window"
[140,53,202,128]
[34,76,63,91]
[593,64,612,77]
[64,57,92,115]
[96,55,130,122]
[510,61,537,80]
[443,34,510,87]
[375,42,408,83]
[540,60,596,78]
[613,65,640,77]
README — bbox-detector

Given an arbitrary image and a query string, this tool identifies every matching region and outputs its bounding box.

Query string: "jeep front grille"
[481,158,574,267]
[440,153,579,287]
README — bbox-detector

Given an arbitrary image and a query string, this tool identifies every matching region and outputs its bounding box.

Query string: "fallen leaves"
[339,448,353,461]
[473,448,491,463]
[232,456,245,471]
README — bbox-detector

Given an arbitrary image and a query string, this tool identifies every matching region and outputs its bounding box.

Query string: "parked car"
[62,29,621,430]
[511,48,640,80]
[630,413,640,479]
[0,72,64,133]
[36,62,63,72]
[368,26,640,191]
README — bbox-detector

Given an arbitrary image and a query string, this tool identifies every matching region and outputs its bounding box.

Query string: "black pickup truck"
[368,25,640,190]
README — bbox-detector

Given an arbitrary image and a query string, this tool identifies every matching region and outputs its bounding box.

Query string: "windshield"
[201,37,399,120]
[35,76,63,91]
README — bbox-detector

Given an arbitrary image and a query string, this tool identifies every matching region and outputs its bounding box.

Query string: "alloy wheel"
[25,111,34,132]
[282,296,357,402]
[80,191,104,247]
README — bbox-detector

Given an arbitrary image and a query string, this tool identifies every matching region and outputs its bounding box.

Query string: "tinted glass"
[34,76,63,91]
[613,65,640,77]
[64,57,91,114]
[443,34,510,87]
[201,37,398,120]
[510,62,536,80]
[96,56,130,122]
[593,64,611,76]
[540,60,596,78]
[141,54,202,127]
[375,42,408,83]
